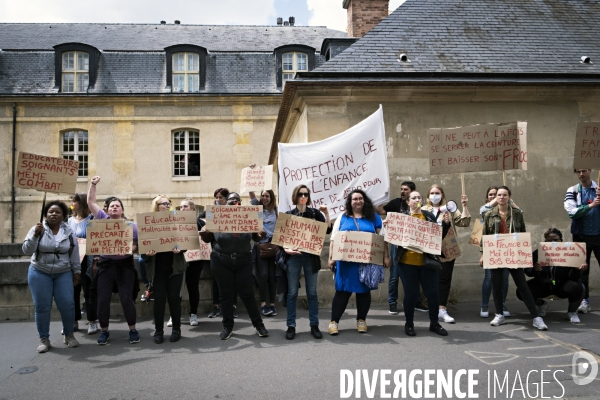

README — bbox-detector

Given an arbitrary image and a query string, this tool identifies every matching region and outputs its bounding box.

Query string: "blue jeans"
[286,253,319,327]
[388,245,406,305]
[481,268,509,308]
[138,255,149,286]
[28,265,75,338]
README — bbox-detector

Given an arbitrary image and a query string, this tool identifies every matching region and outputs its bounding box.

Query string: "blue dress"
[334,213,383,293]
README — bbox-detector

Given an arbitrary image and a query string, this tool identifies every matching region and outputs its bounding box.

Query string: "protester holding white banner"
[327,189,389,336]
[479,186,548,330]
[519,228,587,324]
[422,184,471,324]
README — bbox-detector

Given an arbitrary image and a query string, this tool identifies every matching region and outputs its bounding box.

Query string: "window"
[172,52,200,92]
[61,51,89,92]
[172,130,200,177]
[62,130,88,177]
[282,52,308,84]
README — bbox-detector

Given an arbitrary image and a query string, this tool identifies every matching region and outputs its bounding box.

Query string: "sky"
[0,0,407,31]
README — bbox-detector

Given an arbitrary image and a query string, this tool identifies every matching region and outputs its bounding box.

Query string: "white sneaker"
[533,317,548,331]
[480,307,489,318]
[37,337,51,353]
[189,314,198,326]
[490,314,506,326]
[87,321,98,335]
[503,304,511,317]
[577,299,590,314]
[537,299,548,317]
[567,312,581,323]
[438,308,455,323]
[167,317,173,327]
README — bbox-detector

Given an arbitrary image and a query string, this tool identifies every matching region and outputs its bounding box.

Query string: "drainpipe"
[10,103,17,243]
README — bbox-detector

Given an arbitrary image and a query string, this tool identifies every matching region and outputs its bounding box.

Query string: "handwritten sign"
[537,242,586,267]
[204,205,262,233]
[383,212,442,255]
[573,122,600,169]
[240,165,273,194]
[77,238,86,264]
[15,152,79,194]
[428,121,528,175]
[85,220,134,255]
[137,211,199,253]
[332,231,385,265]
[440,226,461,262]
[482,233,532,269]
[271,213,328,256]
[184,240,212,262]
[469,219,484,246]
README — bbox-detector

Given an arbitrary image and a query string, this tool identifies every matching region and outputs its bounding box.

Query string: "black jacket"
[527,249,583,288]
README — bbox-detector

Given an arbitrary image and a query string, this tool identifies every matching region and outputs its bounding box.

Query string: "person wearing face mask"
[422,184,471,324]
[479,186,548,330]
[200,192,269,340]
[87,176,140,345]
[396,192,450,337]
[519,228,587,323]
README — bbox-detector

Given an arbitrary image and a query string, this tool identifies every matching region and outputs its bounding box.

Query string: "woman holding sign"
[479,186,548,330]
[87,176,140,345]
[422,184,471,324]
[283,185,332,340]
[327,189,389,335]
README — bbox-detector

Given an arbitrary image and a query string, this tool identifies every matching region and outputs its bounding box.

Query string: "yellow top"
[399,213,426,266]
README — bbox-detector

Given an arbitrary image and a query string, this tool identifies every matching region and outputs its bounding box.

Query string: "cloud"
[0,0,277,24]
[307,0,408,32]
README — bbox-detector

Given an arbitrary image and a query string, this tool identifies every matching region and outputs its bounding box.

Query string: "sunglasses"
[159,202,171,207]
[297,192,309,198]
[227,198,241,202]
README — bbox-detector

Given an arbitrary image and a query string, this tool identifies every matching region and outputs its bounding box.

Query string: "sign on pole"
[271,213,328,256]
[86,220,134,255]
[383,212,442,255]
[204,205,262,233]
[440,226,461,262]
[15,152,79,194]
[240,165,273,194]
[482,233,532,269]
[331,231,385,265]
[537,242,586,267]
[137,211,199,253]
[573,122,600,170]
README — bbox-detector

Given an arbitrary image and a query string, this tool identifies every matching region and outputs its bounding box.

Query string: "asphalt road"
[1,297,599,400]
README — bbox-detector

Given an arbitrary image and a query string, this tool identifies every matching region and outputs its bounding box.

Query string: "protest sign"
[537,242,586,268]
[331,231,385,265]
[85,220,134,255]
[271,213,328,256]
[137,211,199,253]
[482,233,532,269]
[15,152,79,194]
[383,212,442,255]
[77,238,86,264]
[428,121,527,175]
[204,205,262,233]
[440,226,461,262]
[184,239,212,262]
[469,219,484,246]
[240,165,273,194]
[278,106,390,219]
[573,122,600,170]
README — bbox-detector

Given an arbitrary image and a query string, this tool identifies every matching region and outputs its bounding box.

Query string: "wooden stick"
[502,171,507,186]
[597,170,600,184]
[461,173,465,196]
[39,192,46,223]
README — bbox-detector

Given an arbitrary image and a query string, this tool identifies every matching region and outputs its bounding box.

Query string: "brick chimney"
[343,0,389,38]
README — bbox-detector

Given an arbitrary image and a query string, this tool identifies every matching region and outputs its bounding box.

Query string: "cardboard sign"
[440,226,461,262]
[240,165,273,194]
[271,213,328,256]
[15,152,79,194]
[469,219,484,246]
[429,121,527,175]
[482,233,532,269]
[383,212,442,255]
[331,231,385,265]
[77,238,86,264]
[85,220,134,255]
[573,122,600,169]
[137,211,199,253]
[537,242,586,268]
[184,240,212,262]
[204,205,262,233]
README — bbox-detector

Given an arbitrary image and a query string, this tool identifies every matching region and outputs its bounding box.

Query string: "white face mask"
[429,194,442,205]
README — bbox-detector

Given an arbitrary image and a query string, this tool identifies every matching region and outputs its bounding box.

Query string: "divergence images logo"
[572,351,598,386]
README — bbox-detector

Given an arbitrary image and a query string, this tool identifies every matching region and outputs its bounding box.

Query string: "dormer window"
[282,52,307,85]
[62,51,89,92]
[172,52,200,92]
[274,45,315,89]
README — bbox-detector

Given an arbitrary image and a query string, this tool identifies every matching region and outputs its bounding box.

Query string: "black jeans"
[492,268,538,317]
[331,291,371,323]
[153,261,184,331]
[256,250,276,304]
[211,252,263,329]
[439,259,455,307]
[517,279,584,313]
[96,258,137,329]
[399,263,440,324]
[186,261,205,315]
[573,234,600,299]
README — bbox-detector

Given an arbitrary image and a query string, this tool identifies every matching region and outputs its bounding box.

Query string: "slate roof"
[313,0,600,75]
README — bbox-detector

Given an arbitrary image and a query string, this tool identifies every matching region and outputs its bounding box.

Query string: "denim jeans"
[28,265,75,338]
[481,268,509,308]
[286,253,319,327]
[398,262,439,324]
[388,245,406,305]
[138,255,149,286]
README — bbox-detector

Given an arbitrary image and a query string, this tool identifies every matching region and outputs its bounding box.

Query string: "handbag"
[258,242,278,258]
[358,263,386,290]
[423,253,443,271]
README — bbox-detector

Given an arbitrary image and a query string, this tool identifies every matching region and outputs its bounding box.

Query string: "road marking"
[465,351,519,365]
[507,344,560,350]
[494,327,526,334]
[527,352,576,359]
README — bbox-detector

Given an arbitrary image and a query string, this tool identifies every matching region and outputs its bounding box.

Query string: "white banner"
[277,106,390,219]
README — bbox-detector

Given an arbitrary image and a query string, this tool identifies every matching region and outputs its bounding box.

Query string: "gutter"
[10,103,17,243]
